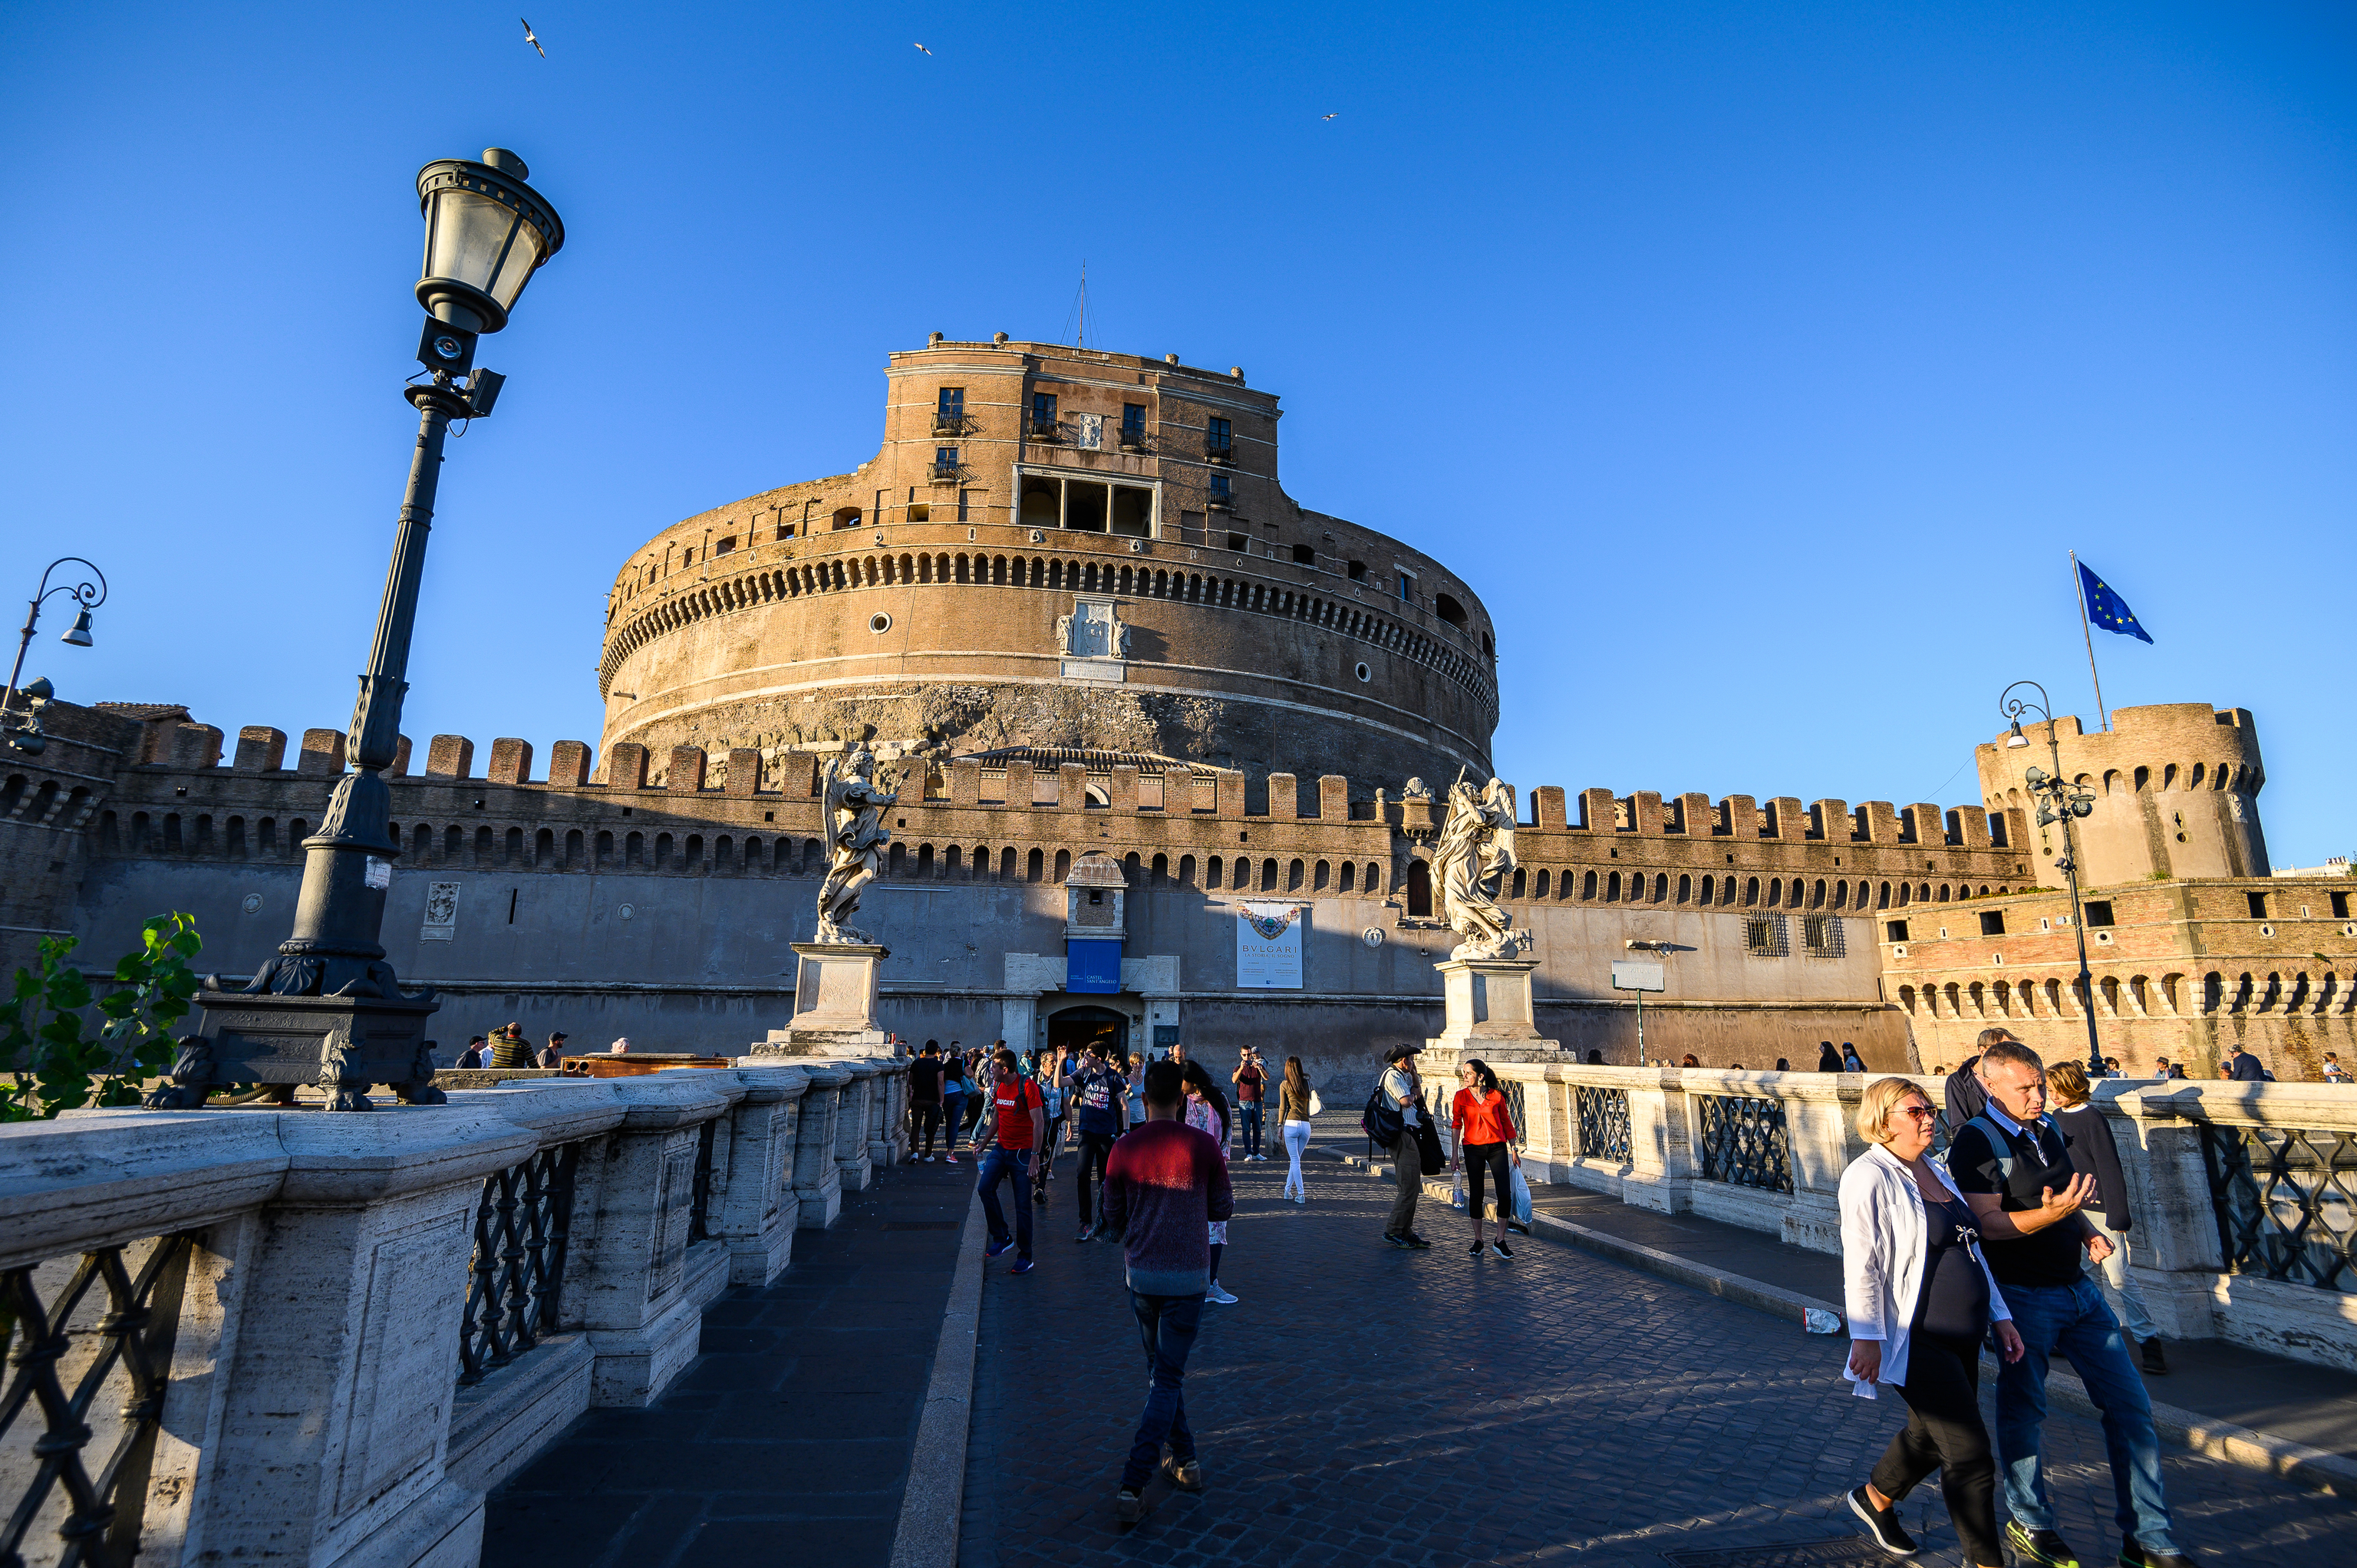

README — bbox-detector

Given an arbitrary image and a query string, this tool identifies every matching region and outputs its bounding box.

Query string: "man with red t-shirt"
[977,1046,1048,1273]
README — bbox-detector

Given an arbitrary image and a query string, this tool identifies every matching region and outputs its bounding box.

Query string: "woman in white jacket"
[1840,1076,2024,1566]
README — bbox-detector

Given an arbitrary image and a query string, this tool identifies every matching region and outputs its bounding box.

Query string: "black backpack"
[1361,1080,1404,1149]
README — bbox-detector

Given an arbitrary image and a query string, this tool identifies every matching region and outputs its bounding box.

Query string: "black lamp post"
[1999,680,2107,1079]
[2,557,106,755]
[167,150,564,1112]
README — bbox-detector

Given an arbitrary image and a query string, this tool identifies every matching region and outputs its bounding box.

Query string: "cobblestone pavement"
[482,1158,968,1568]
[961,1149,2357,1567]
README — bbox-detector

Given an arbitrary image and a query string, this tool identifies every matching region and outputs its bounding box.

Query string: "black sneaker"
[2120,1539,2196,1568]
[1469,1242,1484,1257]
[1383,1232,1412,1248]
[1076,1226,1095,1244]
[1846,1486,1917,1556]
[1115,1487,1145,1524]
[1490,1240,1514,1260]
[2141,1338,2169,1375]
[2008,1521,2082,1567]
[1403,1233,1433,1250]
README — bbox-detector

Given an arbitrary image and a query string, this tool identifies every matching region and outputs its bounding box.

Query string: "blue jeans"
[1125,1288,1204,1490]
[1238,1102,1264,1158]
[974,1147,1034,1260]
[1996,1276,2178,1553]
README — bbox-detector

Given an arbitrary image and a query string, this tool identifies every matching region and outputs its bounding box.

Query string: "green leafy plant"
[2,913,203,1121]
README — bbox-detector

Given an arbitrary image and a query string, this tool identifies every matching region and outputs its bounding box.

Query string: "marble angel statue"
[1432,775,1529,960]
[814,749,898,944]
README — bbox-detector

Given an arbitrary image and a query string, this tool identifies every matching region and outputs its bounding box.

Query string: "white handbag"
[1309,1090,1324,1116]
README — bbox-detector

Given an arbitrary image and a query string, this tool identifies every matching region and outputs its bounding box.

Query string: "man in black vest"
[1950,1035,2194,1568]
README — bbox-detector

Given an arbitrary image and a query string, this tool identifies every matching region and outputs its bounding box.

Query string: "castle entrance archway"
[1046,1003,1128,1060]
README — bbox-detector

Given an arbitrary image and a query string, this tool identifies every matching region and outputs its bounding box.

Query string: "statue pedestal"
[749,943,896,1058]
[1420,956,1567,1080]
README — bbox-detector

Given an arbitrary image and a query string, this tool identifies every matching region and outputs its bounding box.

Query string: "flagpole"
[2071,549,2110,733]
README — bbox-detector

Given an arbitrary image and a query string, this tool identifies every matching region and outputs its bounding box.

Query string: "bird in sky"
[521,18,546,58]
[913,41,932,54]
[1320,112,1338,120]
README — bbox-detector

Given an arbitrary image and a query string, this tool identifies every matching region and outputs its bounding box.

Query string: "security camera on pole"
[162,150,565,1112]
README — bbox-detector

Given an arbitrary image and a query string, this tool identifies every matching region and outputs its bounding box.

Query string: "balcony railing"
[929,461,964,483]
[1028,417,1062,441]
[1205,492,1235,511]
[1119,427,1150,451]
[931,413,974,437]
[1205,440,1235,463]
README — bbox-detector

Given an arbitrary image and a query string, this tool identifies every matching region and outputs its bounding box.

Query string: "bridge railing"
[0,1055,909,1568]
[1482,1060,2357,1375]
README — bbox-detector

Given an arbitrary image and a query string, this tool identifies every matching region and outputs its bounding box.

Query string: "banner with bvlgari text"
[1235,901,1304,989]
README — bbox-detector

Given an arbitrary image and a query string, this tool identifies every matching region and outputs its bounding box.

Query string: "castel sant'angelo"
[6,335,2349,1085]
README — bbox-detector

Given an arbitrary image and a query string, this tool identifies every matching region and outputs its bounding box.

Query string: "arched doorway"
[1047,1004,1128,1060]
[1405,858,1433,917]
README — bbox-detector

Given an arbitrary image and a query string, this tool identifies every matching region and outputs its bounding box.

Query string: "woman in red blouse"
[1450,1059,1521,1260]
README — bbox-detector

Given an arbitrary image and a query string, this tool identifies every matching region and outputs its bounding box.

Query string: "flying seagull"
[913,41,932,54]
[1320,112,1338,120]
[521,17,546,57]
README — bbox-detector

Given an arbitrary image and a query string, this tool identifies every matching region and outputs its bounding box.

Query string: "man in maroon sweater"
[1102,1059,1234,1521]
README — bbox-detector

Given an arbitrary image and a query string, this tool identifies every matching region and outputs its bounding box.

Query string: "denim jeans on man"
[1238,1100,1264,1158]
[975,1146,1035,1260]
[1996,1276,2179,1553]
[1124,1288,1204,1490]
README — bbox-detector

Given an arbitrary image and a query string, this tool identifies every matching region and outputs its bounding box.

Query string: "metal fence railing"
[1574,1085,1632,1162]
[2200,1123,2357,1294]
[458,1141,581,1385]
[687,1120,720,1244]
[0,1233,194,1568]
[1695,1094,1794,1193]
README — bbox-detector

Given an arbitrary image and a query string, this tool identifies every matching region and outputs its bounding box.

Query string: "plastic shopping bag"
[1451,1171,1467,1210]
[1509,1163,1533,1228]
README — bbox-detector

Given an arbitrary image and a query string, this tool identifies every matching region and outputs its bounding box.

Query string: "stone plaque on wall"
[421,881,461,941]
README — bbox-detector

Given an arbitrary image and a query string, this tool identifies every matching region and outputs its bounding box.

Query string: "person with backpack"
[1370,1043,1432,1250]
[1072,1043,1129,1240]
[940,1052,971,1165]
[1952,1036,2194,1568]
[1103,1059,1234,1523]
[1449,1058,1520,1260]
[906,1040,945,1162]
[976,1046,1047,1275]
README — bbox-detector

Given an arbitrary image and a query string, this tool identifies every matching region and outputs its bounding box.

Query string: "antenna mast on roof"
[1077,260,1086,348]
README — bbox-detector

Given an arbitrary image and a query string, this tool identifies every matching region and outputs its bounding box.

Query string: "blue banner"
[1066,939,1122,994]
[2078,561,2154,644]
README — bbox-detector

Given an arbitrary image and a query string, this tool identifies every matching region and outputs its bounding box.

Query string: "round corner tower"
[1974,701,2269,888]
[595,336,1498,788]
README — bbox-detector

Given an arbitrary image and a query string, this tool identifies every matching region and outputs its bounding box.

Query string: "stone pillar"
[867,1060,909,1167]
[2104,1085,2225,1340]
[555,1074,743,1407]
[710,1066,810,1286]
[836,1060,880,1191]
[1620,1066,1696,1214]
[1769,1072,1861,1255]
[173,1105,536,1568]
[752,943,891,1057]
[790,1064,851,1228]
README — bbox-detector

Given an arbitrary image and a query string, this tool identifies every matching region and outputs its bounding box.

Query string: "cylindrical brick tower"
[1974,702,2269,888]
[596,337,1498,789]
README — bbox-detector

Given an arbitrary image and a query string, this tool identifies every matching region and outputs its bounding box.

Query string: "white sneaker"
[1205,1285,1238,1305]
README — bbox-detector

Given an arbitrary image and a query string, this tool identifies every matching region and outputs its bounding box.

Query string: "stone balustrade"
[1485,1061,2357,1374]
[0,1056,902,1568]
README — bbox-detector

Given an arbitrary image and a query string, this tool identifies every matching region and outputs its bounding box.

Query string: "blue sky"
[5,3,2352,863]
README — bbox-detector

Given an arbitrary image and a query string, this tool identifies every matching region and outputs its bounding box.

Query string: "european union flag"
[2078,561,2154,644]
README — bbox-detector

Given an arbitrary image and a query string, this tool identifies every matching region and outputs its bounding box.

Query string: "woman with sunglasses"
[1838,1077,2024,1568]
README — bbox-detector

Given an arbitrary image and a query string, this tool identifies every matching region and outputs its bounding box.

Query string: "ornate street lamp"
[2,557,106,755]
[1999,680,2106,1078]
[163,150,564,1112]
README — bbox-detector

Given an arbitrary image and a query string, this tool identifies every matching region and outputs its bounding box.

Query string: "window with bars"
[1742,912,1789,957]
[1802,914,1845,958]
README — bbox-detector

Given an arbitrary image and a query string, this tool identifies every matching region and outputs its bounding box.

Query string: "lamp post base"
[164,990,446,1111]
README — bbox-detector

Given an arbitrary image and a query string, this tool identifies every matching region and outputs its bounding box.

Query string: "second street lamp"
[1999,680,2107,1079]
[164,150,565,1112]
